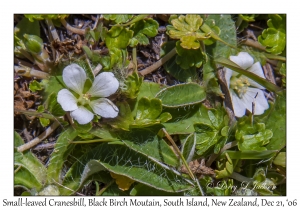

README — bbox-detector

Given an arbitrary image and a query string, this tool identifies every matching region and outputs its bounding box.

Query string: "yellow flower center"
[230,76,250,98]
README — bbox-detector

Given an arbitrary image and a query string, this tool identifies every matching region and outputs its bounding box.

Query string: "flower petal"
[57,89,78,111]
[241,88,269,115]
[63,64,86,94]
[70,106,94,124]
[229,90,247,117]
[90,98,119,118]
[247,62,266,89]
[224,67,233,87]
[230,52,254,70]
[88,72,119,97]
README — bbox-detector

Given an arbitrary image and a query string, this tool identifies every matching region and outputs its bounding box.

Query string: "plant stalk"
[139,47,176,75]
[17,121,60,153]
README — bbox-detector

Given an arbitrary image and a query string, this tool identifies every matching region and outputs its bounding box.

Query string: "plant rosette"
[224,52,269,117]
[57,64,119,124]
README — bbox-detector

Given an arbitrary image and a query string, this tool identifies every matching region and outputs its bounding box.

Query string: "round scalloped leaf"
[155,83,206,107]
[258,28,286,55]
[105,26,133,49]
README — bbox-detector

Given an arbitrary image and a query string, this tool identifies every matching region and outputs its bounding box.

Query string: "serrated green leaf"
[155,83,206,108]
[167,14,209,50]
[14,167,43,191]
[123,72,143,99]
[105,26,133,49]
[129,19,159,46]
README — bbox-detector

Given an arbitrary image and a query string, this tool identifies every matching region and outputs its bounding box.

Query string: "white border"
[2,1,299,209]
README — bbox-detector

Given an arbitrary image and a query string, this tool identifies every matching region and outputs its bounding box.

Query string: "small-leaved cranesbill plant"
[57,64,119,124]
[224,52,269,117]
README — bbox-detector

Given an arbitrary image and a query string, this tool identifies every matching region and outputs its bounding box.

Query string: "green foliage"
[273,152,286,168]
[235,14,258,32]
[167,14,209,50]
[161,41,198,82]
[279,63,286,86]
[252,168,276,195]
[235,118,273,151]
[23,34,43,54]
[258,14,286,55]
[131,97,172,128]
[215,153,233,179]
[47,127,78,184]
[194,105,229,156]
[129,19,159,47]
[155,83,206,107]
[14,132,47,191]
[24,14,68,22]
[175,41,205,69]
[29,80,43,92]
[37,105,50,127]
[105,26,133,49]
[123,72,143,99]
[15,17,40,41]
[130,183,183,195]
[103,14,133,24]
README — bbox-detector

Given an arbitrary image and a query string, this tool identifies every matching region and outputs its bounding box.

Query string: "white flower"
[224,52,269,117]
[57,64,119,124]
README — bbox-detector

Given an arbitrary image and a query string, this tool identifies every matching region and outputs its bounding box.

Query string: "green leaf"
[235,120,273,151]
[181,133,196,163]
[215,153,233,179]
[129,19,159,47]
[123,72,143,99]
[82,46,102,64]
[155,83,206,108]
[103,14,133,24]
[47,127,78,184]
[29,80,43,92]
[258,28,286,55]
[14,132,47,190]
[206,179,234,196]
[167,14,209,49]
[24,14,68,22]
[23,34,43,54]
[107,101,134,131]
[258,14,286,55]
[15,17,40,41]
[63,143,193,193]
[105,26,133,49]
[161,41,198,82]
[273,152,286,168]
[175,41,204,69]
[39,118,50,127]
[131,97,172,128]
[46,93,65,117]
[14,167,43,191]
[252,168,276,195]
[130,183,184,195]
[120,127,179,167]
[215,56,283,93]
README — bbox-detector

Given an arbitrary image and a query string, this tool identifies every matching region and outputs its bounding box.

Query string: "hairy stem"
[17,121,60,153]
[14,109,55,120]
[139,48,176,75]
